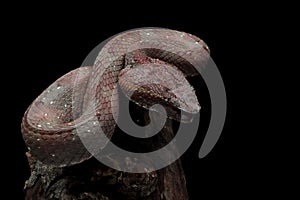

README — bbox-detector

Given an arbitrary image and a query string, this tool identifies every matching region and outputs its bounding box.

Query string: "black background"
[3,3,273,199]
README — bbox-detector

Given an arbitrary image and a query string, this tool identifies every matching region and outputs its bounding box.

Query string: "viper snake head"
[119,62,200,123]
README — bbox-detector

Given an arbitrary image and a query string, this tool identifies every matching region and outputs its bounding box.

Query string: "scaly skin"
[21,28,210,167]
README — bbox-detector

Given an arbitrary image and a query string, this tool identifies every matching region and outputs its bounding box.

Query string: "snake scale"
[21,28,210,167]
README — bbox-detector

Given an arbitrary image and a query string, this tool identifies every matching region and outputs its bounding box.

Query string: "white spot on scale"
[37,138,40,141]
[52,154,55,157]
[57,86,61,90]
[50,101,54,105]
[37,124,42,128]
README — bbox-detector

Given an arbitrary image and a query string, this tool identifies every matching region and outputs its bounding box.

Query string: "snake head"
[118,62,200,123]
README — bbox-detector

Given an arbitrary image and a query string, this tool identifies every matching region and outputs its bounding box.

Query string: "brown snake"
[21,28,210,167]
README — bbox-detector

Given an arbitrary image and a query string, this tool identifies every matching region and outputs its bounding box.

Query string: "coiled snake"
[21,28,210,167]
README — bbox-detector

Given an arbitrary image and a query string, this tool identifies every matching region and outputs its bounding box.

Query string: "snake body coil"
[21,28,210,167]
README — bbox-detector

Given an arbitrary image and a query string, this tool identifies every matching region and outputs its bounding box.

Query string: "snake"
[21,28,210,167]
